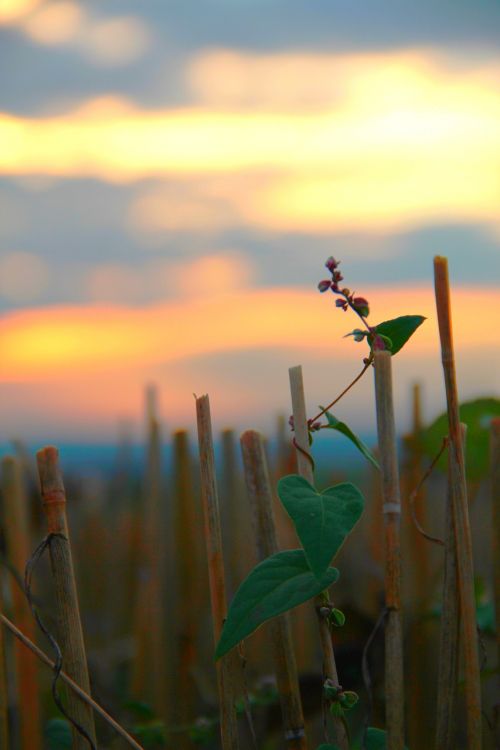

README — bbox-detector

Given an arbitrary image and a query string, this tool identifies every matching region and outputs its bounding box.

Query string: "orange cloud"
[2,285,498,383]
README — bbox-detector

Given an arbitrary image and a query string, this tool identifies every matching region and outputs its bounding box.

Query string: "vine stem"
[288,365,349,750]
[433,256,482,750]
[373,350,405,750]
[309,357,372,425]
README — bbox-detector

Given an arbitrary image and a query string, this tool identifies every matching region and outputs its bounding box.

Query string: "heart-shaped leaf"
[215,550,339,659]
[323,410,380,470]
[277,475,364,580]
[373,315,425,355]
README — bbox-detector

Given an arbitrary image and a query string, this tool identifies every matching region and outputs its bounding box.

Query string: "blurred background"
[1,0,499,450]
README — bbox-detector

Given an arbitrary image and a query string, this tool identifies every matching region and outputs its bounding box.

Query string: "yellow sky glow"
[2,286,497,384]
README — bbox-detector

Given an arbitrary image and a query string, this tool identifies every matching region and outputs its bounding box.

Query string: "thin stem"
[0,613,144,750]
[310,357,372,424]
[408,438,448,547]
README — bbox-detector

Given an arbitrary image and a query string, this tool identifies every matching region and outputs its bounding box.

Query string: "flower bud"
[352,297,369,317]
[317,279,332,293]
[325,256,339,272]
[335,299,348,311]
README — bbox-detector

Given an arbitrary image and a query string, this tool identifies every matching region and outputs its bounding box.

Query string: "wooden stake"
[288,365,349,750]
[240,429,308,750]
[433,256,482,749]
[372,350,404,750]
[36,446,97,749]
[172,430,198,745]
[434,426,464,750]
[196,394,240,750]
[1,455,41,750]
[0,561,9,750]
[491,417,500,746]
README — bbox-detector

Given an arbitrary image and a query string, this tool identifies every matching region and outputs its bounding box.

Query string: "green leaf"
[316,745,341,750]
[330,607,346,627]
[44,719,72,750]
[420,397,500,481]
[215,550,339,659]
[373,314,425,355]
[277,475,364,580]
[365,727,409,750]
[323,410,380,470]
[132,721,166,748]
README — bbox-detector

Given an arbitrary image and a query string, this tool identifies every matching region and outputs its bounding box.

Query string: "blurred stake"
[434,256,482,750]
[196,394,240,750]
[1,455,41,750]
[240,429,308,750]
[173,430,198,744]
[37,446,97,749]
[0,560,9,749]
[491,417,500,746]
[435,427,463,750]
[373,350,405,750]
[288,365,349,750]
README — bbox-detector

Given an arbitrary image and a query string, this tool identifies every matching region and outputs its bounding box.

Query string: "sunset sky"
[1,1,499,445]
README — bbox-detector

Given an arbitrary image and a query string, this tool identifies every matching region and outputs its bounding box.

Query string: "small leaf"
[277,475,364,580]
[215,550,339,659]
[44,719,72,750]
[323,410,380,470]
[373,314,425,355]
[365,727,409,750]
[330,608,346,627]
[339,690,359,710]
[316,745,341,750]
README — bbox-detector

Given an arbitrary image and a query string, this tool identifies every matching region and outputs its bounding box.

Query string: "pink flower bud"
[335,299,348,310]
[325,256,340,272]
[352,296,370,317]
[318,279,332,293]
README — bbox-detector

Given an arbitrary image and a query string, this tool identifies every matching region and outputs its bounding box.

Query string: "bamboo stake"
[491,417,500,746]
[0,611,145,750]
[288,365,349,750]
[173,430,198,745]
[240,429,308,750]
[36,445,97,749]
[372,350,404,750]
[404,384,431,750]
[0,563,9,749]
[434,426,464,750]
[196,394,240,750]
[1,455,41,750]
[433,256,482,749]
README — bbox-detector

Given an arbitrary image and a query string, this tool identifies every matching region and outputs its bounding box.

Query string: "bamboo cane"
[172,430,198,745]
[434,426,464,750]
[0,611,144,750]
[196,394,240,750]
[0,562,9,749]
[36,445,97,749]
[491,417,500,746]
[240,429,308,750]
[288,365,349,750]
[404,383,432,750]
[433,256,482,749]
[1,455,41,750]
[372,350,405,750]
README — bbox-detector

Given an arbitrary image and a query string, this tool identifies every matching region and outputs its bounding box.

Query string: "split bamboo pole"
[37,445,97,749]
[240,429,308,750]
[434,427,464,750]
[1,455,41,750]
[172,429,198,744]
[196,394,240,750]
[288,365,349,750]
[433,256,482,750]
[491,417,500,746]
[372,350,404,750]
